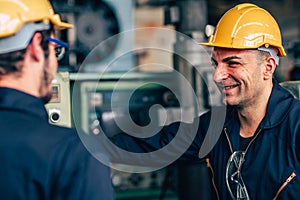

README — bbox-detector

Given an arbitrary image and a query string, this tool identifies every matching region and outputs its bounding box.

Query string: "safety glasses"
[226,151,250,200]
[46,37,68,61]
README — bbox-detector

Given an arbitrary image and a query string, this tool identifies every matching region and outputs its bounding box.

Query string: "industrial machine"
[51,0,135,72]
[280,81,300,99]
[70,72,184,199]
[45,72,72,128]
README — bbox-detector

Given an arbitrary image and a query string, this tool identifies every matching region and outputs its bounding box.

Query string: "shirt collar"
[224,79,295,130]
[0,87,49,120]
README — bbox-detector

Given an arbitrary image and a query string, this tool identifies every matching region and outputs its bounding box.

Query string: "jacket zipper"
[224,128,233,153]
[223,128,262,198]
[207,128,262,199]
[224,128,262,157]
[273,172,296,200]
[206,158,220,200]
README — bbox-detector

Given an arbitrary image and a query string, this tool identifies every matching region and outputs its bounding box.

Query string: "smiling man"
[199,4,300,199]
[111,3,300,199]
[210,47,276,138]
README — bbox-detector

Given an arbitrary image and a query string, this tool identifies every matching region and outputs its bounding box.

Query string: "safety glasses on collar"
[46,37,68,61]
[226,151,250,200]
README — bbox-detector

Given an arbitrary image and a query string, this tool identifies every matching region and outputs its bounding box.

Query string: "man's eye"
[211,61,217,68]
[228,62,240,67]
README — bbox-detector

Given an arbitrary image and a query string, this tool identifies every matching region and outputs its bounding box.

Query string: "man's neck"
[0,75,39,98]
[238,108,264,138]
[237,93,271,138]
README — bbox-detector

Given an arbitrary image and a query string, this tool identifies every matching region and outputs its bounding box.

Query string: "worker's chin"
[40,93,52,104]
[223,96,238,106]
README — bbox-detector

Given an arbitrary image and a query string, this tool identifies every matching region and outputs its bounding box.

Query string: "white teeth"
[224,84,239,90]
[225,86,233,89]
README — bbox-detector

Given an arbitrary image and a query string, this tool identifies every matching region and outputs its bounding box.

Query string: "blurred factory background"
[45,0,300,199]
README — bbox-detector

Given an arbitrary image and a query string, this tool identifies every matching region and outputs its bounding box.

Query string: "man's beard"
[40,91,52,104]
[39,62,54,104]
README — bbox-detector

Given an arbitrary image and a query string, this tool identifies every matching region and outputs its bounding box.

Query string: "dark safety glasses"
[226,151,250,200]
[46,37,68,61]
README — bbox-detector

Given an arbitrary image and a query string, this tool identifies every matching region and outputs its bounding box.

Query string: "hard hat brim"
[50,14,74,29]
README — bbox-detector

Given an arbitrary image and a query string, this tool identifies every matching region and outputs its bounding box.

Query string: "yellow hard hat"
[201,3,286,57]
[0,0,73,38]
[0,0,73,54]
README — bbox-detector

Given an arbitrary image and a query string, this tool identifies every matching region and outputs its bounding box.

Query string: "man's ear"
[263,56,277,80]
[27,32,43,62]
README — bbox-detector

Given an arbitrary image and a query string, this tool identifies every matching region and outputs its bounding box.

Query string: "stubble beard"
[39,61,54,104]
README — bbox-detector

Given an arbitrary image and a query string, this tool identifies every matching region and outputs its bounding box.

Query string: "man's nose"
[213,65,228,82]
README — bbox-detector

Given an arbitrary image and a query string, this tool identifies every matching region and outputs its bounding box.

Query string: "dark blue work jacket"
[0,88,113,200]
[112,80,300,199]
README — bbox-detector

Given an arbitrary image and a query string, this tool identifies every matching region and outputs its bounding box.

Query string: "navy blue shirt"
[112,80,300,199]
[0,87,113,200]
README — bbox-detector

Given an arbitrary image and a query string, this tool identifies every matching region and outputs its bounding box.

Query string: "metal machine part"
[164,1,216,199]
[280,81,300,99]
[70,72,181,137]
[164,0,222,113]
[52,0,135,72]
[75,2,119,64]
[110,161,213,200]
[287,41,300,81]
[48,108,61,124]
[45,72,71,127]
[70,72,182,199]
[111,165,177,199]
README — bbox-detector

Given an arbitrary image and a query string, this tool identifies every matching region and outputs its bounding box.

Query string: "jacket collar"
[261,79,294,129]
[0,87,48,120]
[225,79,294,130]
[223,79,294,151]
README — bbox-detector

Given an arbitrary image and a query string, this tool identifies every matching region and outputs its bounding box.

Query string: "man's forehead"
[212,47,257,58]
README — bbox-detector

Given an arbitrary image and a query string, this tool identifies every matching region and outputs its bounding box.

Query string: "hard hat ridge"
[201,3,286,57]
[0,0,73,54]
[0,0,73,38]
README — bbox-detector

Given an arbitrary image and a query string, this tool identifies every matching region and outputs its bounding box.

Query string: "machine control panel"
[45,72,71,127]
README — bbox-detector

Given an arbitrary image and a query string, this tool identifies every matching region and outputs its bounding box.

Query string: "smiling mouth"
[224,84,240,90]
[218,83,240,91]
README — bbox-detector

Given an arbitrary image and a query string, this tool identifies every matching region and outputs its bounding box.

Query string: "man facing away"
[0,0,113,199]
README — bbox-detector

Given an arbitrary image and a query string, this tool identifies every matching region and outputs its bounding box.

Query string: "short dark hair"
[0,28,52,76]
[257,50,272,66]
